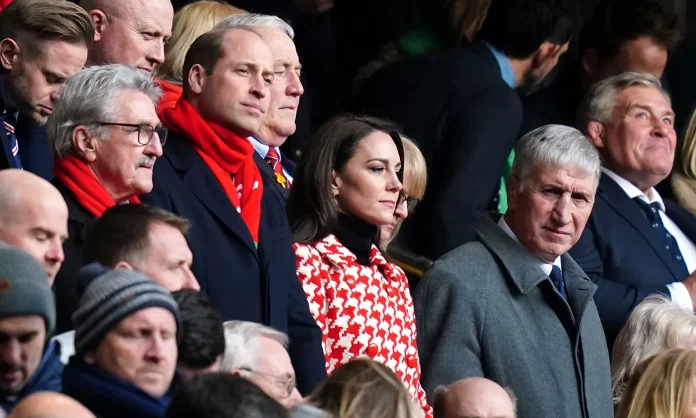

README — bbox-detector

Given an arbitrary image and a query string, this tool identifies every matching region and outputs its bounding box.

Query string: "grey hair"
[220,320,289,372]
[577,72,671,133]
[47,64,162,158]
[511,124,601,190]
[611,294,696,404]
[215,13,294,39]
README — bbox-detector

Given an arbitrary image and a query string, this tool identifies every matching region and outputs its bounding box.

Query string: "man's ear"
[84,350,97,364]
[585,121,606,149]
[188,64,207,95]
[0,38,20,71]
[114,261,135,271]
[505,175,519,211]
[89,9,107,42]
[72,126,99,163]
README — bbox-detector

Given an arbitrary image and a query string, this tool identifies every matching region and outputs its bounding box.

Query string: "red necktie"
[264,148,290,189]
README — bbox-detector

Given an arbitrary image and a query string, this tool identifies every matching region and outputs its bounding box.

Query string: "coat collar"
[164,131,258,255]
[312,234,402,280]
[475,214,595,300]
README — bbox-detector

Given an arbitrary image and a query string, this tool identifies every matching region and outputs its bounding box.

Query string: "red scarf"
[155,78,183,119]
[160,98,263,245]
[53,155,140,218]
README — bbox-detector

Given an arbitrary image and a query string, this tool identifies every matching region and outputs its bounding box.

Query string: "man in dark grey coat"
[415,125,613,418]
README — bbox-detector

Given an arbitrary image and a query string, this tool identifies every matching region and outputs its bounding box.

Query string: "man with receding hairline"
[433,378,516,418]
[0,169,68,284]
[9,392,95,418]
[144,24,326,395]
[79,0,173,73]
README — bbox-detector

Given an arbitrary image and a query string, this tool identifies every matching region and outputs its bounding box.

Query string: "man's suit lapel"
[253,152,290,201]
[168,135,259,256]
[598,174,686,280]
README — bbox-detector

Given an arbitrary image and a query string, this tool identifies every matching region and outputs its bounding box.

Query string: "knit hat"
[0,244,55,335]
[72,267,182,356]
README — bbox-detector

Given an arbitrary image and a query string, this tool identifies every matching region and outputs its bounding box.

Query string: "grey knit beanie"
[0,244,55,335]
[73,268,182,356]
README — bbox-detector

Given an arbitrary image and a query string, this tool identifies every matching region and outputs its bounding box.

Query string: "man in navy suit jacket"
[221,14,303,203]
[143,24,325,394]
[570,72,696,348]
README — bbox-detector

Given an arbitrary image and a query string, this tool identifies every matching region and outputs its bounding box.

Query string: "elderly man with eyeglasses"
[221,321,302,409]
[47,64,165,333]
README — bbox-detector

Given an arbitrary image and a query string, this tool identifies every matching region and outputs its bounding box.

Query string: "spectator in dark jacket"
[0,245,62,413]
[144,23,325,394]
[0,0,93,178]
[352,0,577,260]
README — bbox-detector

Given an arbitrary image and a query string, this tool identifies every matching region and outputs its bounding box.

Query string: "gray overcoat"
[414,214,614,418]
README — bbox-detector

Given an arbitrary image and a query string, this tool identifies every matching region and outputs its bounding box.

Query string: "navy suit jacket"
[569,174,696,347]
[142,131,325,394]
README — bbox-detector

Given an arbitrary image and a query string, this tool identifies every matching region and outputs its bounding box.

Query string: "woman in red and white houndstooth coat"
[287,115,432,418]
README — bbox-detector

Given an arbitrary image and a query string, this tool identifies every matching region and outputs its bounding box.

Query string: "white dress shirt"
[602,168,696,310]
[247,136,294,182]
[498,217,562,276]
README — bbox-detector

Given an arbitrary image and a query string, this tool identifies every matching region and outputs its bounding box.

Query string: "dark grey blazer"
[414,214,613,418]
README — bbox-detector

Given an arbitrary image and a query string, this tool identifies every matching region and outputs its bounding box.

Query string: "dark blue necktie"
[2,111,22,169]
[633,197,689,277]
[549,265,567,299]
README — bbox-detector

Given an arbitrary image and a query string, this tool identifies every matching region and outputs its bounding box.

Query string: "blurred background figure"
[673,108,696,215]
[172,290,225,380]
[165,373,288,418]
[306,359,424,418]
[611,294,696,404]
[9,392,95,418]
[432,378,516,418]
[616,348,696,418]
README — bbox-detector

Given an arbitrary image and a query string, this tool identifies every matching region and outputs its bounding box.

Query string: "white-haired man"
[415,125,613,418]
[221,321,302,408]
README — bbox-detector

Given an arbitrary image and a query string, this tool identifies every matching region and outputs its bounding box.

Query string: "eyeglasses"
[397,192,420,214]
[95,122,168,146]
[239,367,297,398]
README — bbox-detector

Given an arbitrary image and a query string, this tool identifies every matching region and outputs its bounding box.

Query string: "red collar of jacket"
[312,234,403,280]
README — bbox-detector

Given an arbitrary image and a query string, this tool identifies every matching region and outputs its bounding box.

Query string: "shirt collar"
[498,216,562,275]
[601,167,665,212]
[482,41,515,88]
[247,136,282,161]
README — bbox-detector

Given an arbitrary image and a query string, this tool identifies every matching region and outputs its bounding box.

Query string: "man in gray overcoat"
[414,124,614,418]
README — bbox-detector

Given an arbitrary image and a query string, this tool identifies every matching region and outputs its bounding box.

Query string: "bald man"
[80,0,174,73]
[0,170,68,284]
[433,378,517,418]
[9,392,95,418]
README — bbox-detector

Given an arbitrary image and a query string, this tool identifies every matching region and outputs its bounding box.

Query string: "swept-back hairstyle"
[287,114,404,244]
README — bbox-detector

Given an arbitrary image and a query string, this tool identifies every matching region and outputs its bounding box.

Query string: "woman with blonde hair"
[380,136,427,248]
[672,107,696,215]
[307,359,424,418]
[616,348,696,418]
[154,0,244,110]
[611,294,696,405]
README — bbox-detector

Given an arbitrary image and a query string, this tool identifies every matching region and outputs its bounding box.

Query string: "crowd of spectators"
[0,0,695,417]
